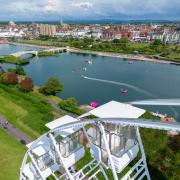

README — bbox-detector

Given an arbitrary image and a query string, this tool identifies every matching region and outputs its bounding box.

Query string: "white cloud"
[44,0,63,13]
[0,0,179,20]
[71,2,93,9]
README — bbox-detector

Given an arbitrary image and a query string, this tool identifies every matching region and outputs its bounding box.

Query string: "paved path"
[0,96,81,146]
[0,116,32,145]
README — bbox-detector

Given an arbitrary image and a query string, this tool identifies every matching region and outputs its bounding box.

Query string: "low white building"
[55,31,73,37]
[91,30,102,39]
[164,31,180,44]
[0,29,25,38]
[151,32,165,41]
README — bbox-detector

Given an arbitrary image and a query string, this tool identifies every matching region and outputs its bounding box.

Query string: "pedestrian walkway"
[0,116,32,145]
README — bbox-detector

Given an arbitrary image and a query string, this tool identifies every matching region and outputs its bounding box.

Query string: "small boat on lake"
[89,101,99,108]
[85,60,92,64]
[128,61,133,64]
[120,89,128,94]
[83,67,87,71]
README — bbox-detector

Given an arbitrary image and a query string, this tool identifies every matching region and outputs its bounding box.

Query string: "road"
[0,116,32,145]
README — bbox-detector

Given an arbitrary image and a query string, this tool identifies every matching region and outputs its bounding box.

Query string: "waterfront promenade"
[9,42,175,64]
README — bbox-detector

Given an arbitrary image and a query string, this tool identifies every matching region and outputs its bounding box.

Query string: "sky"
[0,0,180,21]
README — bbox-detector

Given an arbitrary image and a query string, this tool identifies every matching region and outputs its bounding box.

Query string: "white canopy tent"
[79,101,146,119]
[46,115,81,137]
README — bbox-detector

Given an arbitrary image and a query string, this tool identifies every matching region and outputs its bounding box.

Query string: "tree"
[112,39,121,44]
[153,39,162,46]
[15,65,26,75]
[83,37,94,44]
[119,37,128,44]
[64,97,78,106]
[2,72,18,84]
[18,77,33,92]
[7,68,15,73]
[40,77,63,95]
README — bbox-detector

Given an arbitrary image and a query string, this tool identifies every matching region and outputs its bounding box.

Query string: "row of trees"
[0,65,64,95]
[0,71,33,92]
[8,65,26,75]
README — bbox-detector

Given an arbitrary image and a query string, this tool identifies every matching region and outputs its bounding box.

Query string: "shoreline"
[69,48,171,64]
[8,42,50,49]
[8,42,179,65]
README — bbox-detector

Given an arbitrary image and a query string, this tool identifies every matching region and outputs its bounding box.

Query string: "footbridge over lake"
[11,47,67,57]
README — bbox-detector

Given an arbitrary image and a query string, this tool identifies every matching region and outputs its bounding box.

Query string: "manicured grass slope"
[0,84,55,139]
[0,55,29,64]
[0,129,26,180]
[38,51,59,57]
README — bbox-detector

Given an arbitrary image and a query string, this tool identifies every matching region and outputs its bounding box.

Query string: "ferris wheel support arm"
[49,133,74,180]
[99,122,119,180]
[28,152,45,180]
[136,128,151,180]
[82,126,109,180]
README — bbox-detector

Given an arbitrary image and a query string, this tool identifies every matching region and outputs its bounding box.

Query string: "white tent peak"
[84,100,145,118]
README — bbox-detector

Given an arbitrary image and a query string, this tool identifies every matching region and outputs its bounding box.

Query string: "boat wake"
[82,75,179,119]
[82,75,155,97]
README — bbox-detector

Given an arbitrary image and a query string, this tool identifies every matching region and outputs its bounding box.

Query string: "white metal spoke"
[99,123,119,180]
[49,133,74,180]
[28,152,44,180]
[136,128,151,180]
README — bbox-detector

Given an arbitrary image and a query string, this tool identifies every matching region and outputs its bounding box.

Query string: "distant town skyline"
[0,0,180,21]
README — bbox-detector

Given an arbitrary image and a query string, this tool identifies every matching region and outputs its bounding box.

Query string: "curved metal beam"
[129,99,180,106]
[51,118,180,134]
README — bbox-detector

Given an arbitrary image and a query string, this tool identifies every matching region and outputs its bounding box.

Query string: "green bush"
[38,51,59,57]
[15,65,26,75]
[59,98,86,115]
[40,77,63,96]
[0,55,29,65]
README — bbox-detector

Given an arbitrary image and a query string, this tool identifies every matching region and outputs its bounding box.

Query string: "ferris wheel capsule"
[20,100,180,180]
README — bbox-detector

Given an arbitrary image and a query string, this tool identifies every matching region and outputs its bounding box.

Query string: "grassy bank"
[38,51,59,57]
[59,98,86,115]
[19,39,67,47]
[165,53,180,60]
[0,129,26,180]
[0,83,60,139]
[0,55,29,65]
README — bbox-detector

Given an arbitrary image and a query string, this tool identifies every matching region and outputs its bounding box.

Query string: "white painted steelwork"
[20,117,180,180]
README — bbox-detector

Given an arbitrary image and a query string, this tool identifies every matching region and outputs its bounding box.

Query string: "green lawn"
[38,51,59,57]
[19,39,67,47]
[166,53,180,60]
[0,129,26,180]
[0,83,59,139]
[0,55,29,65]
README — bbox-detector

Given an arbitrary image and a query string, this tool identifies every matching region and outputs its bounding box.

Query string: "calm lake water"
[1,44,180,121]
